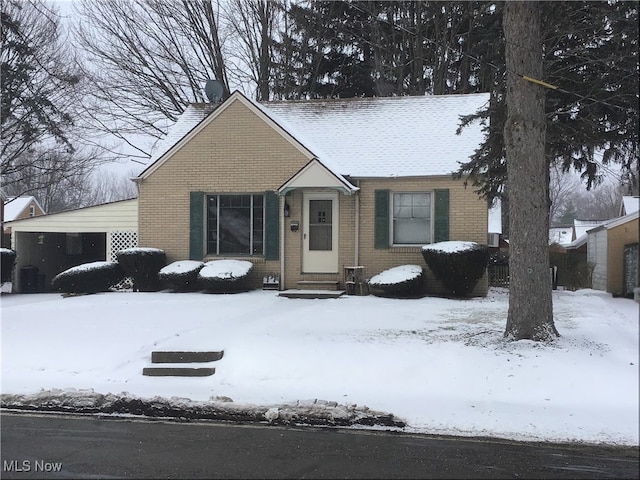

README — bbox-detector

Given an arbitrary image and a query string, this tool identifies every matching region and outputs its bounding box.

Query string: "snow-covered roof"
[549,226,573,246]
[589,210,639,233]
[138,91,489,180]
[573,219,606,239]
[3,196,45,221]
[620,196,639,216]
[264,93,489,178]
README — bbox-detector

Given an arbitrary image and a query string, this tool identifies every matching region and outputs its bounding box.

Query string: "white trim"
[390,191,434,247]
[302,191,340,273]
[279,159,358,195]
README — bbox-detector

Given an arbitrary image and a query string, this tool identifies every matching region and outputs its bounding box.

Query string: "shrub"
[51,261,126,294]
[158,260,204,292]
[1,248,17,283]
[368,265,425,298]
[421,241,489,297]
[198,260,254,293]
[116,248,166,292]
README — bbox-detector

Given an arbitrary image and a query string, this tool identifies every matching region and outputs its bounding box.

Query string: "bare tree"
[73,0,230,157]
[224,0,283,101]
[503,1,558,341]
[87,169,138,206]
[1,0,91,193]
[549,163,580,225]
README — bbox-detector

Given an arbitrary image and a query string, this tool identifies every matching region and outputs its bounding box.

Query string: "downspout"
[280,194,285,290]
[354,181,360,266]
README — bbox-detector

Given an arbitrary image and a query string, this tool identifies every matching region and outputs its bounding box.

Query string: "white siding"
[588,229,608,291]
[6,199,137,233]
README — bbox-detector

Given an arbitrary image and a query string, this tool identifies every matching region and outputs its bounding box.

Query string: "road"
[1,412,638,479]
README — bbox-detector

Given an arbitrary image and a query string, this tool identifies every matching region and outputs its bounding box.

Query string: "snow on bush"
[116,248,166,292]
[421,241,489,297]
[158,260,204,292]
[368,264,425,298]
[51,261,126,294]
[1,248,17,283]
[197,260,254,293]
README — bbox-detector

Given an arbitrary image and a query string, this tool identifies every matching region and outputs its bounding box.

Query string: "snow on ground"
[1,287,638,445]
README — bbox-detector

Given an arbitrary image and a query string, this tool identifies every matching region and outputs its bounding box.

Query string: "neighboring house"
[4,198,138,292]
[620,195,639,216]
[2,196,46,247]
[587,211,639,297]
[549,219,606,253]
[135,90,493,295]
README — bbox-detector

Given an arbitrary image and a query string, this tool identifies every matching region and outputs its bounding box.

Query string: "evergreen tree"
[456,1,639,202]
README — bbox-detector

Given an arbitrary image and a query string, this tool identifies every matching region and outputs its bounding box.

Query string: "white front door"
[302,192,339,273]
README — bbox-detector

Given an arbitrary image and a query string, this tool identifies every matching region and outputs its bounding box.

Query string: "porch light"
[284,202,290,217]
[38,233,45,245]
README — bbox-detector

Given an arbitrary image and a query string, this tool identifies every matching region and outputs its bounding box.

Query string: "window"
[29,205,35,217]
[206,194,264,255]
[392,192,431,245]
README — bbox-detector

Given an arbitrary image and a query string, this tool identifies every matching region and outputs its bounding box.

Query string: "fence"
[488,253,593,290]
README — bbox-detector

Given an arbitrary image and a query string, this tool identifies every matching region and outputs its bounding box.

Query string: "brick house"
[135,90,492,295]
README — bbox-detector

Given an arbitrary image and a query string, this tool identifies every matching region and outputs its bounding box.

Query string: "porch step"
[143,367,215,377]
[143,350,223,377]
[296,280,340,291]
[151,351,224,363]
[279,289,345,299]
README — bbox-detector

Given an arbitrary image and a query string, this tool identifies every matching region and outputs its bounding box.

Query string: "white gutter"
[354,181,360,266]
[280,195,285,291]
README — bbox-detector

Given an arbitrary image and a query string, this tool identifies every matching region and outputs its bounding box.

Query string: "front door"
[303,192,339,273]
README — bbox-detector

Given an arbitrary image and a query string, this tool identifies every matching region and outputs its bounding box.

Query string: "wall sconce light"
[284,202,290,217]
[38,233,45,245]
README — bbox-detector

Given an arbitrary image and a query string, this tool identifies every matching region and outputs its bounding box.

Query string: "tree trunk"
[503,1,558,341]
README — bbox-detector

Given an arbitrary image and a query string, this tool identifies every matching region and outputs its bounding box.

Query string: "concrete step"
[151,351,224,363]
[142,367,215,377]
[296,280,340,290]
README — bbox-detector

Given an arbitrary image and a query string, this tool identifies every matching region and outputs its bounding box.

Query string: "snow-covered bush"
[158,260,204,292]
[368,265,425,298]
[198,259,254,293]
[1,248,17,283]
[421,241,489,297]
[115,248,166,292]
[51,261,126,294]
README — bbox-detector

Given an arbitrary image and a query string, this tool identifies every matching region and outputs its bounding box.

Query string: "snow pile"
[199,260,253,280]
[160,260,204,276]
[368,265,423,286]
[1,389,404,428]
[422,241,478,254]
[59,261,117,274]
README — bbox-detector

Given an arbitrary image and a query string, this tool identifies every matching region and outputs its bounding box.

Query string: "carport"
[4,198,138,293]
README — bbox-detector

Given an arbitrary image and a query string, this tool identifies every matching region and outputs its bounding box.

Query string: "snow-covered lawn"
[1,287,638,446]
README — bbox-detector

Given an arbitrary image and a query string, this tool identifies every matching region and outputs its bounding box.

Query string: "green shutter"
[434,189,450,242]
[264,190,279,260]
[374,189,390,249]
[189,192,204,260]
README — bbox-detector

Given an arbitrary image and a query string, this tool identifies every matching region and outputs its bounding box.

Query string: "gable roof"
[137,90,489,181]
[265,93,489,178]
[620,195,639,216]
[3,196,45,221]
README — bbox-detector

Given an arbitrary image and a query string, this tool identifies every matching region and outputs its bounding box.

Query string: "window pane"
[219,196,251,254]
[392,193,431,244]
[207,196,218,254]
[394,218,431,244]
[252,195,264,255]
[309,200,332,251]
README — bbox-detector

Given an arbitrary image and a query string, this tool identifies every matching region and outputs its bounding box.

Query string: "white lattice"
[109,230,138,261]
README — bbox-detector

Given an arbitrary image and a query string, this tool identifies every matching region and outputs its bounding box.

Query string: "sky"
[1,285,638,446]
